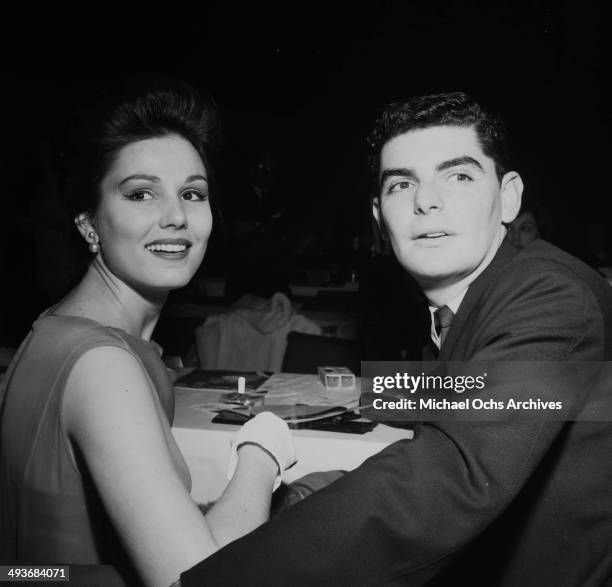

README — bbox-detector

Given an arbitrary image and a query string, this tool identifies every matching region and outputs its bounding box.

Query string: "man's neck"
[423,226,506,308]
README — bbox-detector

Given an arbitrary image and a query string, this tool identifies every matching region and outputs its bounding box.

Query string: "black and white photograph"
[1,2,610,585]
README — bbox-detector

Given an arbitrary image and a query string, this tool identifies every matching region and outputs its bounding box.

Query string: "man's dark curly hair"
[367,91,513,185]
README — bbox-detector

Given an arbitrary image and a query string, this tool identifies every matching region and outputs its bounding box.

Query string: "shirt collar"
[428,289,468,349]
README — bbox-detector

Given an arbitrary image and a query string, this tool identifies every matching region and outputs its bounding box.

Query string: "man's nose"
[160,197,187,228]
[413,182,443,215]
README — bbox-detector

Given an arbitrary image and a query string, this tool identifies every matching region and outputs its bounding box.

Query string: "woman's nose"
[160,197,187,228]
[507,226,519,245]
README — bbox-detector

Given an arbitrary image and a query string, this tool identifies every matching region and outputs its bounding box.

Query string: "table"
[171,373,413,504]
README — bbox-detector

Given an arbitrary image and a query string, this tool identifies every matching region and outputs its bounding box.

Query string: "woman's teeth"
[146,244,187,252]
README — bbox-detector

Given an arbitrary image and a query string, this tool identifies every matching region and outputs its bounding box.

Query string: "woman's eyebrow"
[185,174,208,183]
[118,174,160,186]
[118,174,208,186]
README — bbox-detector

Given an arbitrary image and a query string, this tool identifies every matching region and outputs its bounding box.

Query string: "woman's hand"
[205,412,297,548]
[227,412,297,490]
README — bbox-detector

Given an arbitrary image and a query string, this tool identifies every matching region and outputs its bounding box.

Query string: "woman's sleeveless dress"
[0,314,191,581]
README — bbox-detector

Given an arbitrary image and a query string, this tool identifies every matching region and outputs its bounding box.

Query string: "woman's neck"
[53,260,167,340]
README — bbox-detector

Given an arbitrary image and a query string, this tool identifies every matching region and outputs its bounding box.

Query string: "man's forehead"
[380,125,490,168]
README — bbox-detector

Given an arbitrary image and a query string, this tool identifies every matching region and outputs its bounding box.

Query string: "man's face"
[375,125,521,290]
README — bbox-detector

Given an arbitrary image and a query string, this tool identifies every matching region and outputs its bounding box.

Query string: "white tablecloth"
[171,374,413,504]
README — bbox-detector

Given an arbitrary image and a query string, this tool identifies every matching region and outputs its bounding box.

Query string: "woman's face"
[508,211,540,249]
[92,134,212,295]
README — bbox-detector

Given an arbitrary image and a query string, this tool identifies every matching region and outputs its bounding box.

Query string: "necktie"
[434,305,454,347]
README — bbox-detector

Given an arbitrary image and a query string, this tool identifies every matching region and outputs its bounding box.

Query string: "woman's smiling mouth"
[145,238,192,258]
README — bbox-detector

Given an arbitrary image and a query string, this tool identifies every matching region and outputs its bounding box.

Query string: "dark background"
[1,0,607,345]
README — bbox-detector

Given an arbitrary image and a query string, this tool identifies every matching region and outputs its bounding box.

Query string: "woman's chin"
[137,281,186,302]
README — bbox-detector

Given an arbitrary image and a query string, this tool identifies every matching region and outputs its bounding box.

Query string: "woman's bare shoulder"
[62,345,155,435]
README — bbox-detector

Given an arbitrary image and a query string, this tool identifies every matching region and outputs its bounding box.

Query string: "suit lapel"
[438,239,519,360]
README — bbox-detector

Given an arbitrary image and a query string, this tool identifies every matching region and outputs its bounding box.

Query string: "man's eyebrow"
[118,174,160,186]
[379,168,417,186]
[436,156,484,172]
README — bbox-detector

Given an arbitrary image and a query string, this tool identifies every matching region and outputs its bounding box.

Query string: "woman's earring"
[87,230,100,254]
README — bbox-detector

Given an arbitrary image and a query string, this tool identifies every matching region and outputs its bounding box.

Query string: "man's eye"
[450,173,473,182]
[124,189,153,201]
[387,180,413,194]
[181,190,208,202]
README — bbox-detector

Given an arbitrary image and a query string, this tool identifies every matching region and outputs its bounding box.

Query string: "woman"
[506,192,553,250]
[0,79,295,587]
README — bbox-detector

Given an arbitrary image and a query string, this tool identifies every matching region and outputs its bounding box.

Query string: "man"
[181,93,612,585]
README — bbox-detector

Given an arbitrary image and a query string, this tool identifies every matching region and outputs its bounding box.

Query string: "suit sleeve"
[181,263,605,586]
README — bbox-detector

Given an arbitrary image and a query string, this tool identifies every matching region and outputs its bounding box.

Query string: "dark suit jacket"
[182,239,612,586]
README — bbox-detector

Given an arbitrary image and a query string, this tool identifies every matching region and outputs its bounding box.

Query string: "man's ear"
[500,171,524,224]
[74,212,96,241]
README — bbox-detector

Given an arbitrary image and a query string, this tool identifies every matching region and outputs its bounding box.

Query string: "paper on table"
[174,369,270,391]
[183,373,361,417]
[258,373,360,407]
[215,373,362,422]
[251,403,353,423]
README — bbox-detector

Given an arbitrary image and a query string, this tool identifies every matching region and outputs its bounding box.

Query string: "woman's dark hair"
[56,75,224,291]
[368,91,514,184]
[516,193,553,241]
[62,75,223,220]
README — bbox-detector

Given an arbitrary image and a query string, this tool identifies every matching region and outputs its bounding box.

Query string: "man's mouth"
[416,231,451,239]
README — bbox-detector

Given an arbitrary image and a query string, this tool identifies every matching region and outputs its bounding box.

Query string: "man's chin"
[400,262,467,289]
[401,258,459,279]
[414,272,456,288]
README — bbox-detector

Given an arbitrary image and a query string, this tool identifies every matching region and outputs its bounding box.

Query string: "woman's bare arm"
[63,346,279,587]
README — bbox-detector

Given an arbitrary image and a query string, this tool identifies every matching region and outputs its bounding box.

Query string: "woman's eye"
[124,189,153,201]
[181,190,208,202]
